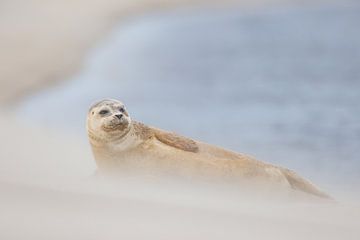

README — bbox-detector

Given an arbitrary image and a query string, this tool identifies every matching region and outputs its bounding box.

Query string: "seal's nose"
[115,114,123,119]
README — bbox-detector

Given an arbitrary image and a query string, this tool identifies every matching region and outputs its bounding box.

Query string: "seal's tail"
[281,168,331,199]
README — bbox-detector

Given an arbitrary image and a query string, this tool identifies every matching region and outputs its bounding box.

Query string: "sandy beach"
[1,0,359,239]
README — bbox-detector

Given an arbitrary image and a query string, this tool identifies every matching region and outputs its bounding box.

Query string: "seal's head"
[87,99,132,143]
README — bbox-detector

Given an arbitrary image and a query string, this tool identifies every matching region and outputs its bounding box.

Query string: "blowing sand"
[0,0,359,239]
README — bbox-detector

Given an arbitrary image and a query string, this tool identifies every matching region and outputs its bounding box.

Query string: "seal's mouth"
[102,117,129,132]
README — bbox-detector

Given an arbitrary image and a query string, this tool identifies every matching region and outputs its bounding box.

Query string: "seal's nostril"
[115,114,123,119]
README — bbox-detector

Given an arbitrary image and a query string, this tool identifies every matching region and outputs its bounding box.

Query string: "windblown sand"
[0,118,359,239]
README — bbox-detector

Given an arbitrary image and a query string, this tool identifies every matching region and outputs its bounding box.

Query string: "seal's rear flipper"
[282,168,331,199]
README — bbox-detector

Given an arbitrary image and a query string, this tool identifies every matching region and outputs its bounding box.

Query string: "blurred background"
[1,0,360,239]
[15,0,360,187]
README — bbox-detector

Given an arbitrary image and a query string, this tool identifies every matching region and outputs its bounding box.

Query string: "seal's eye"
[99,109,109,115]
[119,107,125,113]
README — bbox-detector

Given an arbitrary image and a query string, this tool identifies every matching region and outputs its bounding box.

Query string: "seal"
[87,99,330,198]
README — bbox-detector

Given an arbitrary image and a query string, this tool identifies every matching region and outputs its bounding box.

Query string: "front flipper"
[154,130,199,153]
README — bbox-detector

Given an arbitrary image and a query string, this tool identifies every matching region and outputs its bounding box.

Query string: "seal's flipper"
[155,130,199,153]
[281,168,331,199]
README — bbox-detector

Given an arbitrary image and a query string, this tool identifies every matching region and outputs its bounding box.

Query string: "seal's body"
[87,99,329,198]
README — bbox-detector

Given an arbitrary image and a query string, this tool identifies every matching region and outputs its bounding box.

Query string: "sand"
[0,0,359,239]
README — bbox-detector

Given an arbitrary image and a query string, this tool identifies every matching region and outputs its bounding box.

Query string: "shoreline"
[0,0,312,107]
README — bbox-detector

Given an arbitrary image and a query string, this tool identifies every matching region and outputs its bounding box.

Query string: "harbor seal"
[87,99,330,198]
